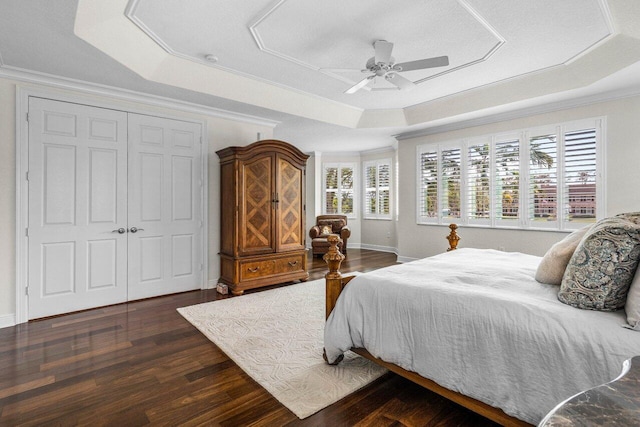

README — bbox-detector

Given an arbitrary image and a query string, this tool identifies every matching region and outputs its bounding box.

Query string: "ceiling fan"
[345,40,449,94]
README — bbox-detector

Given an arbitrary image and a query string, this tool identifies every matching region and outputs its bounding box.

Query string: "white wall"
[304,152,318,249]
[0,79,17,324]
[396,95,640,260]
[360,148,398,253]
[0,77,274,323]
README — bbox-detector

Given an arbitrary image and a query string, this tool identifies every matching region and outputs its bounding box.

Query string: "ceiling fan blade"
[394,55,449,72]
[344,75,374,94]
[385,73,415,90]
[374,40,394,64]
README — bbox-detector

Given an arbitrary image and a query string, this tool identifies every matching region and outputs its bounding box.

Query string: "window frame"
[322,162,357,218]
[416,118,605,231]
[363,158,393,220]
[525,119,604,231]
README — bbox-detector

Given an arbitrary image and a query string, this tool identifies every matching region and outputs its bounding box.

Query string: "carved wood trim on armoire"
[216,140,309,295]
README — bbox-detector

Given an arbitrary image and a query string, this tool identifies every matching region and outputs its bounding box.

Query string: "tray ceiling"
[127,0,613,109]
[1,0,639,152]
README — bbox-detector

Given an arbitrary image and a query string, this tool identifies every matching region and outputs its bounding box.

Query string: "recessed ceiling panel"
[127,0,613,109]
[251,0,500,81]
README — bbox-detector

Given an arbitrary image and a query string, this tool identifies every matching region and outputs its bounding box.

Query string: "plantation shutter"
[528,133,558,226]
[563,128,597,224]
[325,166,338,214]
[378,163,391,216]
[419,150,438,222]
[494,139,519,223]
[441,148,461,220]
[340,166,354,215]
[364,164,377,215]
[467,143,490,223]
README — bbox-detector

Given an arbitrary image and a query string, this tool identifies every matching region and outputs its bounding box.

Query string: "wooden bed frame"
[323,226,532,427]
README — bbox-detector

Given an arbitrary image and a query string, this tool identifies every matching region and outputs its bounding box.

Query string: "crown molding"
[316,151,362,158]
[0,65,280,128]
[359,145,397,156]
[395,84,640,141]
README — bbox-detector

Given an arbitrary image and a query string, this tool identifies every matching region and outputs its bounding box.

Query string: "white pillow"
[535,225,593,285]
[625,267,640,329]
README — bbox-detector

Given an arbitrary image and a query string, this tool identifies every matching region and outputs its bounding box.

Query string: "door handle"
[129,227,144,233]
[112,227,126,234]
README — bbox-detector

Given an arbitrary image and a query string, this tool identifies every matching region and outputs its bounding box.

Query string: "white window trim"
[363,158,393,220]
[322,162,358,218]
[416,117,605,231]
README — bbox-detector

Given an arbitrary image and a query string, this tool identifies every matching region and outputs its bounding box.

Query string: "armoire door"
[27,97,129,319]
[238,154,275,256]
[275,155,305,252]
[127,113,203,300]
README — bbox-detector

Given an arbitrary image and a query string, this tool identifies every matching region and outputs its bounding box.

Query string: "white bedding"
[324,248,640,424]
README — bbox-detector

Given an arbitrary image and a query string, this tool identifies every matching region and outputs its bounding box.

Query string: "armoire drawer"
[240,259,275,280]
[275,254,305,273]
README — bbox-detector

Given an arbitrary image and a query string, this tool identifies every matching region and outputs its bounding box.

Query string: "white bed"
[324,248,640,425]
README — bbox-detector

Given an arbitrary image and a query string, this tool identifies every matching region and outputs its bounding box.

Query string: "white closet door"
[127,113,203,300]
[27,98,128,319]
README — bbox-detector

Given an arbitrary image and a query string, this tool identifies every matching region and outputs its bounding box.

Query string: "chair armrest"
[340,225,351,239]
[309,225,321,238]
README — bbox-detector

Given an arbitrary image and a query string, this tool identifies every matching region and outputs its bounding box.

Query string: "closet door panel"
[27,97,128,319]
[127,113,203,300]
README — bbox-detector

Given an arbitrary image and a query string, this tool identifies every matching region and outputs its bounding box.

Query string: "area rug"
[177,277,387,419]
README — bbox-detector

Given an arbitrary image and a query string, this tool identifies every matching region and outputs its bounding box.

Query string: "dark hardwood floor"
[0,249,498,426]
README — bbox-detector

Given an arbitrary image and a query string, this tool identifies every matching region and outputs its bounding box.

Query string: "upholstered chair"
[309,214,351,257]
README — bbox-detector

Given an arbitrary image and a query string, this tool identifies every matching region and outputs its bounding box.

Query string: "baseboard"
[206,279,218,290]
[397,255,419,263]
[0,313,16,330]
[359,244,398,254]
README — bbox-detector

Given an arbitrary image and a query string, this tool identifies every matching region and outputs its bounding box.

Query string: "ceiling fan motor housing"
[366,56,396,76]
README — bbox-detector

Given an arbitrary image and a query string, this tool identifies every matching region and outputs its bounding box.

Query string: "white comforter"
[324,248,640,424]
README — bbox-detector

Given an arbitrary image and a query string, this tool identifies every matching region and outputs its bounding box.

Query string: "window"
[323,163,355,216]
[467,142,490,223]
[528,131,559,227]
[364,159,392,219]
[416,118,603,231]
[417,149,438,222]
[441,148,461,221]
[528,125,599,229]
[418,145,462,224]
[494,138,520,226]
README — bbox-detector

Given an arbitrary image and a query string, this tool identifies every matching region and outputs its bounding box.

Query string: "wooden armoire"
[216,140,309,295]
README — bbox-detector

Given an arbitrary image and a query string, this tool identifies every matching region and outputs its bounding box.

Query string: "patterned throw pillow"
[558,217,640,311]
[617,212,640,224]
[319,225,333,236]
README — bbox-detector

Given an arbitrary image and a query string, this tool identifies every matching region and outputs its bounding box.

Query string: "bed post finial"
[324,234,345,319]
[447,223,460,251]
[323,234,345,279]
